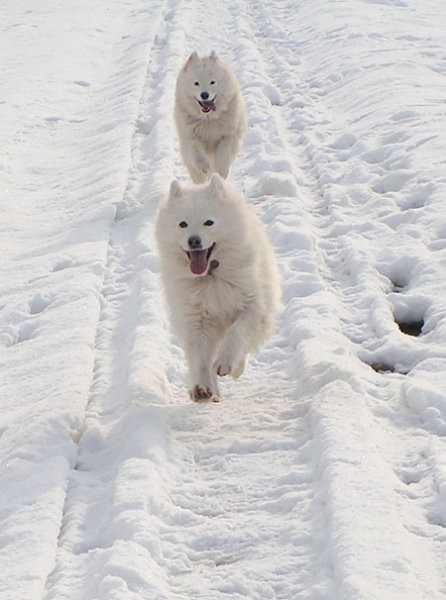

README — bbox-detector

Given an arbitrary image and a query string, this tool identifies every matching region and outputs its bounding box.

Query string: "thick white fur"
[175,51,247,184]
[155,174,281,402]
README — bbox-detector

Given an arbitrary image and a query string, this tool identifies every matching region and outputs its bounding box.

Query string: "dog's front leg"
[214,135,239,179]
[185,328,221,402]
[215,308,260,379]
[183,141,212,184]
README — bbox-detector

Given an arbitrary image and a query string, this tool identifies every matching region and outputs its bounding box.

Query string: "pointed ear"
[169,179,182,200]
[184,51,199,71]
[209,173,226,198]
[209,50,218,62]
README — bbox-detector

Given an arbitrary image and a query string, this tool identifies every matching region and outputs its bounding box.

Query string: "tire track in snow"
[245,1,446,597]
[43,1,187,597]
[110,2,328,598]
[148,3,336,599]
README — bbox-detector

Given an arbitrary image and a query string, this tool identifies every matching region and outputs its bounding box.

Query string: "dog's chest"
[193,114,231,146]
[190,276,244,324]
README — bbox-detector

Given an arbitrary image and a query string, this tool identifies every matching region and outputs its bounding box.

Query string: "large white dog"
[174,51,247,184]
[155,174,281,403]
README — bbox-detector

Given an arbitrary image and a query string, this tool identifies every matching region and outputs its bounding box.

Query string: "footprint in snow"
[52,258,76,272]
[29,293,53,315]
[254,173,297,198]
[372,171,413,194]
[1,322,38,348]
[329,132,357,150]
[390,293,429,337]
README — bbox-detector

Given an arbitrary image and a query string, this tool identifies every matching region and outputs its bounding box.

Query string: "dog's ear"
[209,50,219,62]
[169,179,182,200]
[184,51,199,70]
[209,173,226,198]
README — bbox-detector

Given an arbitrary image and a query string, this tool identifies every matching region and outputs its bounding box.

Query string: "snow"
[1,0,446,598]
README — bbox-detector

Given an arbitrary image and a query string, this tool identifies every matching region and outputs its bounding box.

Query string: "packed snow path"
[1,1,446,599]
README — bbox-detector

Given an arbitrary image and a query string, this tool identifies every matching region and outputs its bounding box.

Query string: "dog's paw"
[189,385,220,403]
[216,165,229,179]
[231,358,246,379]
[190,160,211,184]
[191,170,209,185]
[196,154,210,171]
[215,356,246,379]
[216,362,231,377]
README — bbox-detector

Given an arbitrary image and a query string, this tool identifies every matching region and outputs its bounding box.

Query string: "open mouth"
[186,243,215,275]
[197,98,216,113]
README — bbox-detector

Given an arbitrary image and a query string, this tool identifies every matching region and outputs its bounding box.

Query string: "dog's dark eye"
[210,80,216,85]
[179,221,188,228]
[194,81,199,86]
[203,219,214,226]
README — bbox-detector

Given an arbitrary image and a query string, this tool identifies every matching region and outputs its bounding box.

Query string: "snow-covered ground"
[1,0,446,598]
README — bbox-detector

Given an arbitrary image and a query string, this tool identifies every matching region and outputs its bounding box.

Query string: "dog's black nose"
[188,235,202,249]
[200,91,209,100]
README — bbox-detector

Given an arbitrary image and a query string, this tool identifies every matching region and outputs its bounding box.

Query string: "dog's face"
[157,174,238,276]
[172,185,218,275]
[177,51,237,116]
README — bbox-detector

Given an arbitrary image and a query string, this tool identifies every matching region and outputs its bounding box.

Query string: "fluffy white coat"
[155,174,281,402]
[174,51,247,184]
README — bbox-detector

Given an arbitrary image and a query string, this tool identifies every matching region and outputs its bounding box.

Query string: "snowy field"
[1,0,446,598]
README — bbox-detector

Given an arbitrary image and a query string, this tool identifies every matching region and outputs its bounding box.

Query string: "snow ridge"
[43,2,184,599]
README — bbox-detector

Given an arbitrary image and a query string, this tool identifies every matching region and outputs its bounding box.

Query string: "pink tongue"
[189,250,208,275]
[202,100,216,112]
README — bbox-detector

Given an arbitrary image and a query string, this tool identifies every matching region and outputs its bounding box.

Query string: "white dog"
[174,51,247,184]
[155,174,281,403]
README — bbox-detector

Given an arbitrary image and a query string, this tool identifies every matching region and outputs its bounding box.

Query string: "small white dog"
[174,51,247,184]
[155,174,281,403]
